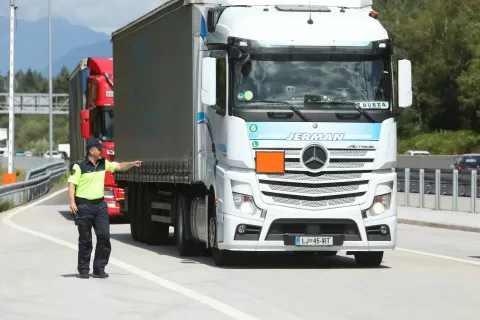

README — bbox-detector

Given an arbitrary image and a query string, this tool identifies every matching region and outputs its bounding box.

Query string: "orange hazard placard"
[255,151,285,173]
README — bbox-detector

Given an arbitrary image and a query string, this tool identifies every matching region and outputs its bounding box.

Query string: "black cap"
[86,138,106,150]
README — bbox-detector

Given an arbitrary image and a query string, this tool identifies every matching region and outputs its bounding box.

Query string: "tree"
[53,66,70,93]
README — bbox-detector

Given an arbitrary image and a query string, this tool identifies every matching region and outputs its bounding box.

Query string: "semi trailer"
[111,0,413,266]
[68,57,126,219]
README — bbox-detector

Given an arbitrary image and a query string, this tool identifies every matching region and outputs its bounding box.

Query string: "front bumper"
[216,203,396,252]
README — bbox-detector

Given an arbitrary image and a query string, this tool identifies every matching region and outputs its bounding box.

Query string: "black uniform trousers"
[76,201,111,274]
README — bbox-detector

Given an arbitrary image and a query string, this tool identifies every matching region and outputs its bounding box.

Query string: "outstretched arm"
[115,160,142,171]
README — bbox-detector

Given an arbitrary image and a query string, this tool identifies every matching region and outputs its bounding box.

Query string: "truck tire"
[136,184,147,243]
[143,185,169,245]
[129,184,139,241]
[175,193,197,256]
[209,215,231,266]
[354,251,384,267]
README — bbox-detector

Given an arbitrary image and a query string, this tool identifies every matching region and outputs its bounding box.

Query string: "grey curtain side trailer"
[111,3,210,253]
[112,2,198,181]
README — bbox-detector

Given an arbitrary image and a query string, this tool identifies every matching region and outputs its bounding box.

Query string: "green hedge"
[398,131,480,155]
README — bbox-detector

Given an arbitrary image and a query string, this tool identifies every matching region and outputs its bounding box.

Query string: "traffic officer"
[68,138,142,279]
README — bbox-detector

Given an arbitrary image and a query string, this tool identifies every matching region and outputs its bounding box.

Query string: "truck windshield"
[91,106,114,142]
[0,139,6,148]
[233,56,391,110]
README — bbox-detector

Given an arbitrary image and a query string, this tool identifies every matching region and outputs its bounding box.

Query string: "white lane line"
[396,248,480,267]
[2,188,260,320]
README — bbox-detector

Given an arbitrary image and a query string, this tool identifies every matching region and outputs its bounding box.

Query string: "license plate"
[295,236,333,246]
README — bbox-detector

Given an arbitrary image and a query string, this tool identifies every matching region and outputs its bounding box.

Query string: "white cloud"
[3,0,168,34]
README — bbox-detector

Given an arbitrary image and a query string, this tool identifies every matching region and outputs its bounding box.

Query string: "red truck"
[68,57,126,220]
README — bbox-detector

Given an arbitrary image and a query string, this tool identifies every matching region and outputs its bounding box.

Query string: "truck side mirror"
[398,59,412,108]
[81,122,90,139]
[80,110,90,139]
[201,57,217,106]
[80,109,90,120]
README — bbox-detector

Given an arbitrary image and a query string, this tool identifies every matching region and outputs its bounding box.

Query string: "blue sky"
[0,0,167,34]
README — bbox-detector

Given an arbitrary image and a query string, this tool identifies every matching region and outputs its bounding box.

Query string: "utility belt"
[75,196,104,205]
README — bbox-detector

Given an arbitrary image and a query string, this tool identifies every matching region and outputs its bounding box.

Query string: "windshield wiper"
[306,100,376,123]
[242,100,309,121]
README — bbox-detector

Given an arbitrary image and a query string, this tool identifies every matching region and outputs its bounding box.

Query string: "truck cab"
[111,0,413,266]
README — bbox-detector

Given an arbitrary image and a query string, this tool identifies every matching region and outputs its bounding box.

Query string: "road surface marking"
[2,188,260,320]
[396,248,480,267]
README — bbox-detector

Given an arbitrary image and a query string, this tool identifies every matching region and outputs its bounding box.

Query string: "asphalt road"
[1,188,479,320]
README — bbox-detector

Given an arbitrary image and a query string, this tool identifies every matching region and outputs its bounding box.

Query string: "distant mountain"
[0,17,111,76]
[41,40,112,75]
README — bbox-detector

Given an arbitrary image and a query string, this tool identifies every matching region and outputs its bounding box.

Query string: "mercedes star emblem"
[301,145,328,171]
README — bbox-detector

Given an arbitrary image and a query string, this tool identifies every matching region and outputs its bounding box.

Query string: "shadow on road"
[58,210,74,222]
[61,273,130,279]
[58,210,128,225]
[110,232,391,270]
[61,274,82,278]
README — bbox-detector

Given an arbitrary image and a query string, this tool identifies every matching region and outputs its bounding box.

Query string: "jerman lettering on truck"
[68,138,142,279]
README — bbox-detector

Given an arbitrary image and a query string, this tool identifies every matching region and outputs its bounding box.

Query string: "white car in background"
[405,150,431,156]
[43,151,64,159]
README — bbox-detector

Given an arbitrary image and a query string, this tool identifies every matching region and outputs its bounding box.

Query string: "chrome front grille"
[271,196,357,208]
[326,162,367,169]
[255,148,374,209]
[263,172,363,182]
[280,149,369,158]
[283,161,369,170]
[329,149,368,157]
[268,184,360,195]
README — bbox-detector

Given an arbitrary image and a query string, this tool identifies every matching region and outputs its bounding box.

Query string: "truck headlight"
[232,192,264,216]
[366,193,391,216]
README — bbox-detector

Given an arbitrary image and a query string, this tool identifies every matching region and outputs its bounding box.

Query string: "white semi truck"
[111,0,413,266]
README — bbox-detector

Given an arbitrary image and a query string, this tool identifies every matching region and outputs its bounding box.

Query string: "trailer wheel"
[175,193,197,256]
[136,184,147,243]
[143,185,169,245]
[354,251,384,267]
[129,184,139,241]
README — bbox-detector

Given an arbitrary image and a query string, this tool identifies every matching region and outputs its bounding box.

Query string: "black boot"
[93,270,109,278]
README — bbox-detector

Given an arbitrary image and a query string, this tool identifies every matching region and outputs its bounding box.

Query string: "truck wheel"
[175,193,197,256]
[354,251,384,267]
[136,184,147,243]
[143,185,169,245]
[129,184,139,241]
[209,216,231,266]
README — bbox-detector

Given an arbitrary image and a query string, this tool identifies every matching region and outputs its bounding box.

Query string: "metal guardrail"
[396,168,479,213]
[0,161,67,211]
[0,156,63,171]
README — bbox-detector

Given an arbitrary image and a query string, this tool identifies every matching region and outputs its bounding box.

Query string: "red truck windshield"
[91,106,114,142]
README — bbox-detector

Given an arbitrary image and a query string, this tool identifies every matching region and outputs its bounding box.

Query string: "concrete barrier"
[396,155,455,169]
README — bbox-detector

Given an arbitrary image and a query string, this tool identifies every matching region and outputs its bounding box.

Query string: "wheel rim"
[209,216,216,248]
[177,198,184,242]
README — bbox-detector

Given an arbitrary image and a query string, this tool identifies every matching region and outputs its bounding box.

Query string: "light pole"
[48,0,53,161]
[5,0,16,184]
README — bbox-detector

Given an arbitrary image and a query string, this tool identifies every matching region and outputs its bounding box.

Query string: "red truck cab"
[79,58,126,219]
